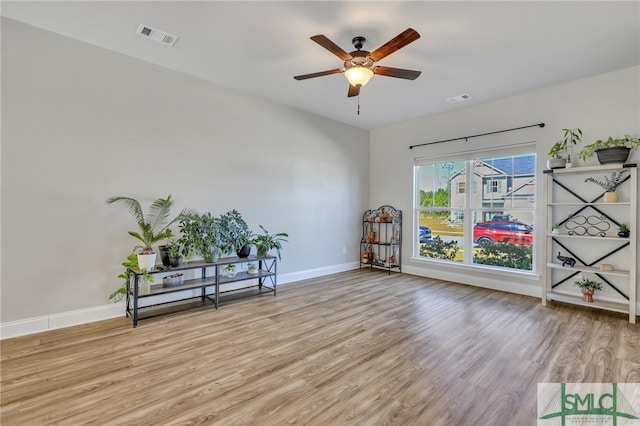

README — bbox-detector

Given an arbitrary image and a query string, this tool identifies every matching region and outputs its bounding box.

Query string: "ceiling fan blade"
[294,68,343,80]
[374,66,421,80]
[310,35,352,61]
[369,28,420,62]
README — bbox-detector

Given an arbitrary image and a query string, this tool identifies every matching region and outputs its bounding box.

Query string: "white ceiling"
[2,1,639,130]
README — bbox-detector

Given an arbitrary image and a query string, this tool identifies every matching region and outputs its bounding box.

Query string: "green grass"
[419,215,463,236]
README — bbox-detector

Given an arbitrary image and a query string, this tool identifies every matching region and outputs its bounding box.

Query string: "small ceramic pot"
[582,289,595,303]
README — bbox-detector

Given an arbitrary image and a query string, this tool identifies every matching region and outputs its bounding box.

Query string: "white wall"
[370,66,640,299]
[0,18,369,334]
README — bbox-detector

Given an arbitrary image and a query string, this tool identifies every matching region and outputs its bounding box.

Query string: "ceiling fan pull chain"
[357,93,360,115]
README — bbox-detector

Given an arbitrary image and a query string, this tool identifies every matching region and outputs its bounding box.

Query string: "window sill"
[409,256,540,281]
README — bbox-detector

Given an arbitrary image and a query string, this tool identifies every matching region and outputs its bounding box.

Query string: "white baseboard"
[278,261,360,284]
[0,262,360,340]
[1,303,123,340]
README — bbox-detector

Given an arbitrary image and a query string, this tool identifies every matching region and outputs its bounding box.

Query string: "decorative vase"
[581,289,595,303]
[169,255,183,268]
[604,192,618,203]
[596,147,630,165]
[256,246,269,258]
[158,245,171,267]
[236,244,251,258]
[137,253,157,271]
[204,250,220,263]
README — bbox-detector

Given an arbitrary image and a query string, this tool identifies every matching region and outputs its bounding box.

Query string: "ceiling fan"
[294,28,421,98]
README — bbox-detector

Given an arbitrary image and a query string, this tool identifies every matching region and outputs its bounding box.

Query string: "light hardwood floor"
[2,269,639,425]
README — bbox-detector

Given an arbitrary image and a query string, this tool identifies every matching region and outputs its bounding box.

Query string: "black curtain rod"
[409,122,545,150]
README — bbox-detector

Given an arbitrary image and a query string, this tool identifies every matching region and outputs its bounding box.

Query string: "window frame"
[413,144,538,276]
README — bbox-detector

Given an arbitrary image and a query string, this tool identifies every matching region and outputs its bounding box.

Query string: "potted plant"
[110,252,154,302]
[584,170,629,202]
[618,223,630,238]
[106,195,195,271]
[574,277,602,303]
[178,212,223,262]
[551,223,560,235]
[578,135,640,164]
[547,128,582,169]
[252,225,288,259]
[219,209,252,257]
[166,238,183,268]
[235,230,254,258]
[247,262,258,274]
[223,264,237,278]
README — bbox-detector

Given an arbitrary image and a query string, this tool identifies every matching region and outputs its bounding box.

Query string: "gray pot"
[596,147,630,164]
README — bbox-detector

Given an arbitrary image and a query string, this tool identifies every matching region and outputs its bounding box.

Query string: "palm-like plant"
[106,195,195,254]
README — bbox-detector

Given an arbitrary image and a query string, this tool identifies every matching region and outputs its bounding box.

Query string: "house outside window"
[415,150,536,273]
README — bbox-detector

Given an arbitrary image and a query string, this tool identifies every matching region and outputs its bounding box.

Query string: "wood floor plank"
[1,269,638,425]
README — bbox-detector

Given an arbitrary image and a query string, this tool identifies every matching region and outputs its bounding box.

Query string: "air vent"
[446,94,473,104]
[136,24,178,47]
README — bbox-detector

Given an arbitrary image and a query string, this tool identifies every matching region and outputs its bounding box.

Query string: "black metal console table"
[126,255,277,327]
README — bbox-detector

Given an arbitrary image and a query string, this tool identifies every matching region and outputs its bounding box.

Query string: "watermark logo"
[538,383,640,425]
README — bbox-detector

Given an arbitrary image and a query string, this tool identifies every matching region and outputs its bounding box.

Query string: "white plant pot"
[547,158,566,169]
[137,253,157,271]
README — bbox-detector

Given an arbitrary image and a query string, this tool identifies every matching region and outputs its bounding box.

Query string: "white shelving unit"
[543,163,637,323]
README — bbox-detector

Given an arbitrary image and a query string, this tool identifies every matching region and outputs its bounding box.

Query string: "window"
[415,151,536,273]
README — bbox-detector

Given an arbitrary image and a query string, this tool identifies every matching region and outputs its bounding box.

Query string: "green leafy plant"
[106,195,195,254]
[252,225,288,259]
[619,223,629,233]
[219,209,250,254]
[166,238,181,257]
[178,212,224,262]
[584,170,629,192]
[548,128,582,160]
[578,135,640,161]
[573,278,602,292]
[110,252,154,302]
[473,241,533,270]
[419,236,459,260]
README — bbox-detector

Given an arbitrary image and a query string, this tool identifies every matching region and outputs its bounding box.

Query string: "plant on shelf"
[547,128,582,169]
[106,195,195,271]
[618,223,630,238]
[166,238,183,267]
[573,277,603,303]
[578,135,640,164]
[110,252,154,302]
[584,170,629,202]
[223,264,237,278]
[219,209,251,256]
[252,225,289,259]
[178,212,224,263]
[552,223,560,235]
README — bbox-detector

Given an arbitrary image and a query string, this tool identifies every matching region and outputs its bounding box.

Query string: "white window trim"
[413,142,538,276]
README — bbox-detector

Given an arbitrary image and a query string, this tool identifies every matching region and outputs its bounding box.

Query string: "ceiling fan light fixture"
[344,66,374,87]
